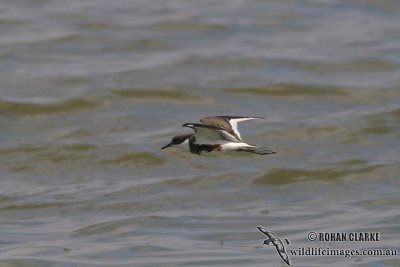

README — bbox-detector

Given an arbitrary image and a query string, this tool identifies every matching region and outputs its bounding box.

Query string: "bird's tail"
[238,147,276,155]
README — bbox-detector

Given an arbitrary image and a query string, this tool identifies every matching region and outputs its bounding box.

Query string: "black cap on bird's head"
[161,134,192,149]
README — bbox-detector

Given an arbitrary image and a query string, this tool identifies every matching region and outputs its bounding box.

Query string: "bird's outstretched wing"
[182,123,238,144]
[200,116,264,141]
[257,226,291,266]
[257,226,273,239]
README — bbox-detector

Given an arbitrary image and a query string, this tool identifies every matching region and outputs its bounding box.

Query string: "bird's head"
[263,238,273,246]
[161,134,192,149]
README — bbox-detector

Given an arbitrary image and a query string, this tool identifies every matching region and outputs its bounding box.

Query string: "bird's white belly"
[219,142,257,151]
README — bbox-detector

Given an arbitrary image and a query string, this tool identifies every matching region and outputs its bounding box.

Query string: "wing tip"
[257,226,269,234]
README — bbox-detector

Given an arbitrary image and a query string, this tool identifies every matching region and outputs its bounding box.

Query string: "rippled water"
[1,0,399,266]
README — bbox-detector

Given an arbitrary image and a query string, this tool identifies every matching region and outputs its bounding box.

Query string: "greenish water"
[0,0,399,266]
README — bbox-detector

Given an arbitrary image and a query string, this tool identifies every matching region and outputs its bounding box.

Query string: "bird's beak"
[161,143,172,149]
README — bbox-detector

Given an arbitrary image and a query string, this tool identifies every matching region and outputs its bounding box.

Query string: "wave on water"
[0,97,102,116]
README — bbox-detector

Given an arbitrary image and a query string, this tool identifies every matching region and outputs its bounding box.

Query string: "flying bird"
[257,226,291,266]
[161,116,275,155]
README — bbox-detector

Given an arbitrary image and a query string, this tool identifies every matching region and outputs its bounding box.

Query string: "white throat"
[175,138,190,151]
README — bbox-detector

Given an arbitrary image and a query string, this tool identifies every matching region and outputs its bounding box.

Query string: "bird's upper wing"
[257,226,272,239]
[182,123,238,144]
[200,116,264,141]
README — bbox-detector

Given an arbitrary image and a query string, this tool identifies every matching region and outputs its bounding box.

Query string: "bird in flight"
[161,116,275,155]
[257,226,291,266]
